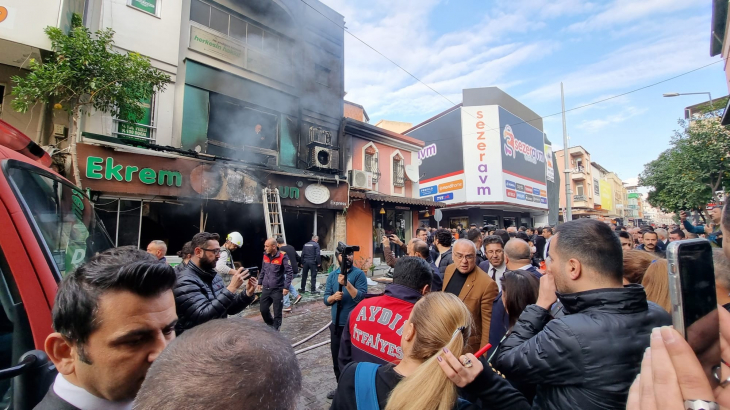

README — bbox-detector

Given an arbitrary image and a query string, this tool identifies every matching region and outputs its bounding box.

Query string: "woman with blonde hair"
[330,292,529,410]
[641,259,671,312]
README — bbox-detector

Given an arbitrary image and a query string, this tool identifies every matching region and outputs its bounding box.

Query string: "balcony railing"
[573,195,587,202]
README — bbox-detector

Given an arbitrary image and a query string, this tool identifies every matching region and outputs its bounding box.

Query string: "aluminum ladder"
[262,187,286,243]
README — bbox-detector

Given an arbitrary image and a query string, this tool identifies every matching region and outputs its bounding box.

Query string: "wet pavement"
[237,266,390,409]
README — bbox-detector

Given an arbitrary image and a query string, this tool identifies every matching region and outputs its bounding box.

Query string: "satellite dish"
[405,165,419,182]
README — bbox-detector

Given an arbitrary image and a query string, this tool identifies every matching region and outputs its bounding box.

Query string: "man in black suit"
[35,247,178,410]
[487,239,542,357]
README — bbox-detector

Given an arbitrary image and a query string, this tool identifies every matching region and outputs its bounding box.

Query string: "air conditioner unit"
[308,146,339,170]
[349,169,372,190]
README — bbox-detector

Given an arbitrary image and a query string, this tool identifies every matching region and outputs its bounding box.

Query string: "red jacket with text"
[338,284,423,368]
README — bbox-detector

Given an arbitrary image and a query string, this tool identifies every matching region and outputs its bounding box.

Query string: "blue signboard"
[420,185,437,197]
[532,187,541,195]
[505,180,516,190]
[434,193,454,202]
[540,197,548,204]
[516,192,526,200]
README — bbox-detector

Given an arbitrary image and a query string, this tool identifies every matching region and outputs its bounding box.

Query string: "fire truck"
[0,120,113,409]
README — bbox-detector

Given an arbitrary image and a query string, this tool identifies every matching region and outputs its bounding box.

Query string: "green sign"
[86,156,182,187]
[279,186,299,199]
[130,0,157,14]
[118,95,152,141]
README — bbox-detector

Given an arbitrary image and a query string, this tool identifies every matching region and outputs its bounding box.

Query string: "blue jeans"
[283,284,299,308]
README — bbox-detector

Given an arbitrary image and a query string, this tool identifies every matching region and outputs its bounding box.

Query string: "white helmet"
[227,232,243,247]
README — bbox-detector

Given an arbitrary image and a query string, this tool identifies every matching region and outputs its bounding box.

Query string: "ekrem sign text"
[86,156,182,187]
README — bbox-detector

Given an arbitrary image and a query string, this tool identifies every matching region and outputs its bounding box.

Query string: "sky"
[318,0,726,183]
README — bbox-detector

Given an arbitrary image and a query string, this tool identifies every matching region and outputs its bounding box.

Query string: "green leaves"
[10,22,171,124]
[639,118,730,214]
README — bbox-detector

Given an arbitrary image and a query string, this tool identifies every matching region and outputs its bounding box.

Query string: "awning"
[350,191,445,207]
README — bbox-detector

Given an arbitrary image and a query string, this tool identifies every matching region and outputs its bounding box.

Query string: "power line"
[302,0,724,140]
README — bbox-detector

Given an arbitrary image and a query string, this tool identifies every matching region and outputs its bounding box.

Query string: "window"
[315,64,331,86]
[190,0,210,25]
[128,0,159,16]
[5,162,114,278]
[0,249,33,406]
[263,31,278,55]
[393,155,405,187]
[210,6,229,35]
[247,24,264,49]
[114,93,156,142]
[593,178,600,195]
[364,148,379,183]
[576,185,584,196]
[230,16,247,41]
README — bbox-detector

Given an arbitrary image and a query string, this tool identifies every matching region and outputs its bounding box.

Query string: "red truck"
[0,120,113,408]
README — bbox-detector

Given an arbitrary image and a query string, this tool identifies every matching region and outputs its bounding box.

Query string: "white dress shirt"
[54,373,133,410]
[487,263,507,292]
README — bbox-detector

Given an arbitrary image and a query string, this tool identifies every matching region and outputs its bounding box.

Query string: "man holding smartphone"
[681,205,723,247]
[494,219,671,409]
[174,232,257,335]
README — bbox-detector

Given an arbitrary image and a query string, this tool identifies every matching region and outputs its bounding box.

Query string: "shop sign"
[434,193,453,202]
[189,26,246,68]
[130,0,158,15]
[78,143,204,197]
[267,175,348,210]
[117,95,152,140]
[86,156,182,187]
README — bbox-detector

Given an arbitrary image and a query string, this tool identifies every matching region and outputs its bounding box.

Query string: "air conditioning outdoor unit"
[349,169,373,189]
[308,146,339,170]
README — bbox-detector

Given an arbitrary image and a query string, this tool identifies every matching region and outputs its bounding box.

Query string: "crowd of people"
[29,201,730,410]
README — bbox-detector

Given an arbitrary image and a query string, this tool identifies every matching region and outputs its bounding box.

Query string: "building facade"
[0,0,350,266]
[555,146,598,220]
[404,87,558,230]
[341,102,441,264]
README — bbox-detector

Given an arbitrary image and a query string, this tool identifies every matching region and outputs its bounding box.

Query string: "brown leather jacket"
[443,264,499,353]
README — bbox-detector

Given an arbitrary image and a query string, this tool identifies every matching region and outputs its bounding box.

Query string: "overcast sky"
[319,0,726,182]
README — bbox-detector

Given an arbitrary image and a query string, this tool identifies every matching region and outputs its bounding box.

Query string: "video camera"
[336,241,360,273]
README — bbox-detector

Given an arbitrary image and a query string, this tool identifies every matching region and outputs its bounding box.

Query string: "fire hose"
[292,321,332,355]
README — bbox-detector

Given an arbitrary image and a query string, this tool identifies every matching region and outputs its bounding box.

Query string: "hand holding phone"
[243,267,259,279]
[667,238,721,387]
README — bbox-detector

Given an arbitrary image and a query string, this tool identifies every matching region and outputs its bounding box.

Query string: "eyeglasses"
[200,247,222,255]
[453,253,475,261]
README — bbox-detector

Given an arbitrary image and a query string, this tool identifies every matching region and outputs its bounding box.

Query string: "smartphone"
[667,238,721,386]
[243,267,259,279]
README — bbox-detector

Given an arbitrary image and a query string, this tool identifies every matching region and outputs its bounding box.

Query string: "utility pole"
[561,82,572,222]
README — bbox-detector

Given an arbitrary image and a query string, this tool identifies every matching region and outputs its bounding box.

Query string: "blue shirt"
[324,266,367,326]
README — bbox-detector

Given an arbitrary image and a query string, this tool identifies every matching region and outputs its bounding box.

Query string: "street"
[239,272,389,410]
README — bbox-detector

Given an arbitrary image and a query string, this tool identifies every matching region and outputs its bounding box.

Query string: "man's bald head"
[264,238,278,254]
[504,239,531,270]
[412,239,430,259]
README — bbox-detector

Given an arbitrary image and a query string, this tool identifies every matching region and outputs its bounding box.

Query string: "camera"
[336,241,360,256]
[336,242,359,273]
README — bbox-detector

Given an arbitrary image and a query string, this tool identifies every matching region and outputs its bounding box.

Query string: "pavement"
[237,264,391,409]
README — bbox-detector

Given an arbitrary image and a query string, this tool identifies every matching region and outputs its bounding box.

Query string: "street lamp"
[663,92,714,111]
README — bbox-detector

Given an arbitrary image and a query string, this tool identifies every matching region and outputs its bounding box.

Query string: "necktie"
[491,268,497,281]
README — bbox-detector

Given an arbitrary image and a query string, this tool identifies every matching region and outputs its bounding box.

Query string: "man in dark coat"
[258,238,294,330]
[487,239,542,357]
[36,247,177,410]
[494,219,671,410]
[433,228,454,275]
[174,232,257,335]
[300,235,321,293]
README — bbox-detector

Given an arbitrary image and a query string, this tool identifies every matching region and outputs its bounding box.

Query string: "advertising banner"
[600,180,613,212]
[545,143,554,182]
[461,106,548,209]
[461,105,503,203]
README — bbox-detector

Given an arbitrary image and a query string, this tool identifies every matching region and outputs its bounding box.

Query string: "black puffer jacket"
[437,248,453,275]
[493,284,671,410]
[174,262,254,335]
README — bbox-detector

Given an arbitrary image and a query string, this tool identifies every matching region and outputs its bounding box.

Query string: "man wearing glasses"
[173,232,257,335]
[443,239,498,353]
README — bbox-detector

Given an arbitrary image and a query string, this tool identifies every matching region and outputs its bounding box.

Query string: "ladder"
[262,188,286,243]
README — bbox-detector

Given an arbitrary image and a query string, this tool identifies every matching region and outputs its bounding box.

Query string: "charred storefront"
[78,140,347,268]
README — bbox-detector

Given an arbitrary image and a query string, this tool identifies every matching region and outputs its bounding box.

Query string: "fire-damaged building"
[62,0,349,267]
